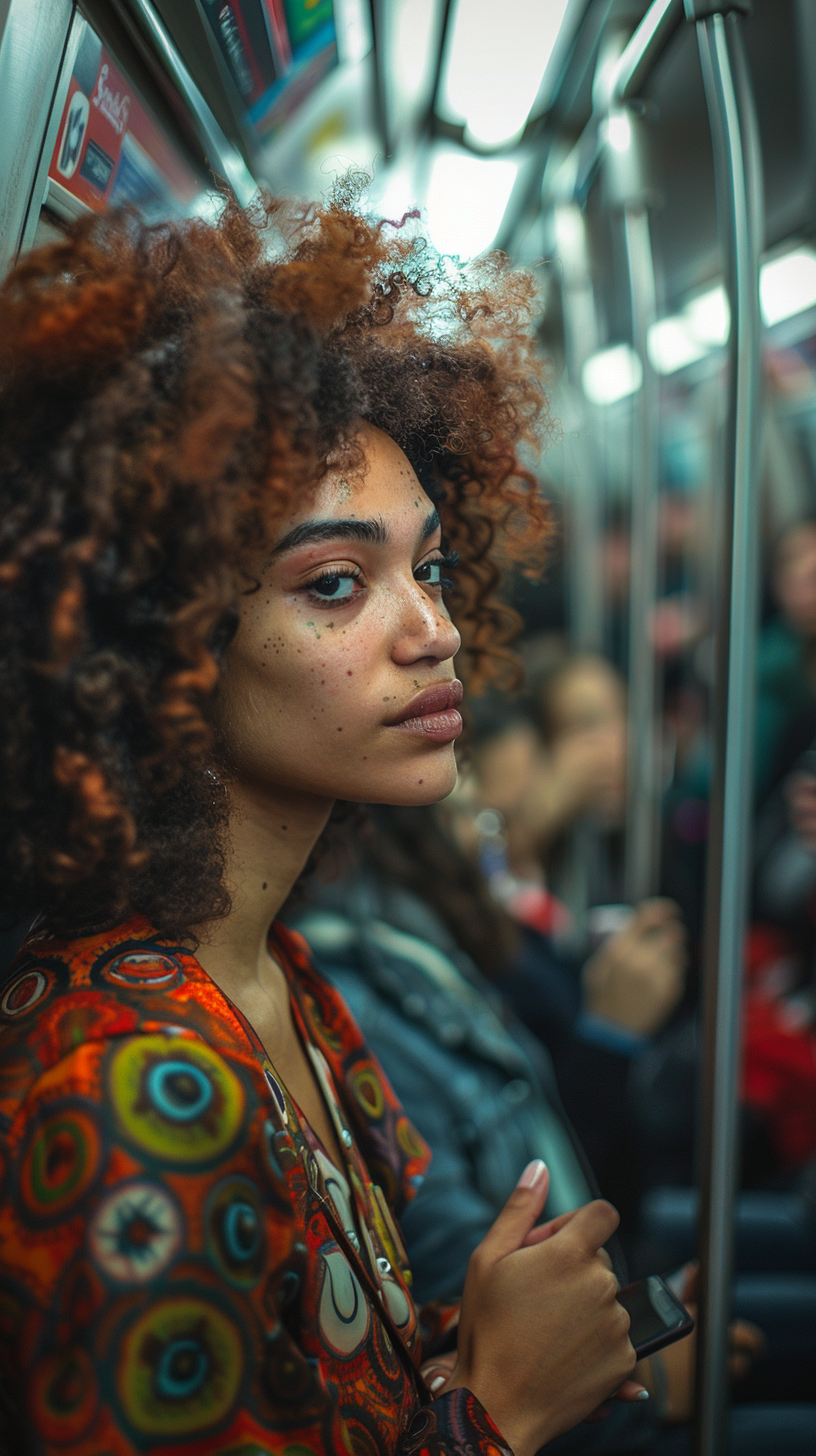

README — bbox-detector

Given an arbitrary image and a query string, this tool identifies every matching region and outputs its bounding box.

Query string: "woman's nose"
[391,581,461,666]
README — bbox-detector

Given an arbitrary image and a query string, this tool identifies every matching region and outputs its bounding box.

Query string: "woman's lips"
[386,679,464,743]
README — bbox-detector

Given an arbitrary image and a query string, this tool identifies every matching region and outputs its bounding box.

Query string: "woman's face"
[773,523,816,638]
[216,423,462,810]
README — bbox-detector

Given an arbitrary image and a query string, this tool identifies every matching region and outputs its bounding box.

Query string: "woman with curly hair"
[0,191,639,1456]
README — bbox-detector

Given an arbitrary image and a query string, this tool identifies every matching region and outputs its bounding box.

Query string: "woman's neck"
[190,777,333,996]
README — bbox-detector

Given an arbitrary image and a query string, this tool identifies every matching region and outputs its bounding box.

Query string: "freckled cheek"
[232,600,389,714]
[238,627,361,709]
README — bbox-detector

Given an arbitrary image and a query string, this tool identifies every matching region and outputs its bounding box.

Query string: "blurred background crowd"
[3,0,816,1444]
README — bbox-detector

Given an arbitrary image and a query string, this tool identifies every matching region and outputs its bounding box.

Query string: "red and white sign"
[50,38,200,218]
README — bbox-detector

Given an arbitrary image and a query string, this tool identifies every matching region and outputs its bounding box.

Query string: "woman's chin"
[342,748,459,808]
[392,751,459,805]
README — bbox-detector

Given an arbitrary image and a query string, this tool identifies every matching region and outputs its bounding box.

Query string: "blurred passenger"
[286,809,816,1446]
[528,648,628,846]
[293,801,686,1242]
[600,501,631,674]
[755,517,816,799]
[747,739,816,1174]
[468,649,628,911]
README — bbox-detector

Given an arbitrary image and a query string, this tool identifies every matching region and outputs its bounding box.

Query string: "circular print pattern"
[206,1176,265,1288]
[109,1035,245,1164]
[30,1347,98,1444]
[317,1244,370,1360]
[97,950,185,991]
[1,966,53,1019]
[351,1064,385,1120]
[89,1180,183,1283]
[117,1295,243,1437]
[396,1116,426,1161]
[20,1103,102,1222]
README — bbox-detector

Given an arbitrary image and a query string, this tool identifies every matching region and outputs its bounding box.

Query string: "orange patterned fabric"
[0,915,509,1456]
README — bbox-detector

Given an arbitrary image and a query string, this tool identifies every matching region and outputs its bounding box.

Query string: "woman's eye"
[415,559,455,590]
[307,573,360,602]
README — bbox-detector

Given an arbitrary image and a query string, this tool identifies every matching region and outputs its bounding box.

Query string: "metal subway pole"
[549,196,605,939]
[685,3,764,1453]
[555,198,604,654]
[600,97,664,906]
[599,3,685,905]
[622,203,661,905]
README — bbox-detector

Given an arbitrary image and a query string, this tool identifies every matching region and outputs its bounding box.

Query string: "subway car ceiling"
[3,2,814,286]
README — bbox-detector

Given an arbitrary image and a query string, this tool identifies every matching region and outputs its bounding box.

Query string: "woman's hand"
[442,1163,638,1456]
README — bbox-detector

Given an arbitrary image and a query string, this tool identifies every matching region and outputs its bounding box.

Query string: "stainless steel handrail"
[610,0,685,104]
[548,0,685,207]
[114,0,257,205]
[623,203,661,903]
[691,10,763,1455]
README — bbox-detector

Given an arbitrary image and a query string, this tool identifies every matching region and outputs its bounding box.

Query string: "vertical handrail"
[367,0,392,161]
[555,200,605,940]
[623,204,661,903]
[556,202,604,654]
[690,8,763,1455]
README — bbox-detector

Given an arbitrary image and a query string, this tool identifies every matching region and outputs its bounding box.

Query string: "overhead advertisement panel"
[48,20,201,220]
[199,0,337,140]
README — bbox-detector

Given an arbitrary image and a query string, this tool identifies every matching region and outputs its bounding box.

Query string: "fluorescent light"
[761,248,816,326]
[440,0,571,148]
[582,344,642,405]
[684,285,730,347]
[367,166,417,224]
[642,245,816,379]
[605,109,632,154]
[425,150,518,259]
[648,318,707,375]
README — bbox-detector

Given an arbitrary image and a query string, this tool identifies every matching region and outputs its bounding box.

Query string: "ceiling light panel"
[439,0,572,148]
[648,318,708,375]
[760,248,816,327]
[582,344,643,405]
[425,149,519,258]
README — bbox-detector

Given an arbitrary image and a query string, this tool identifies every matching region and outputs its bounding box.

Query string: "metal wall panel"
[0,0,74,269]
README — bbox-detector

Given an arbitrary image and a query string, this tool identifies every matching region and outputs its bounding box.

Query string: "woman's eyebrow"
[420,508,440,542]
[272,508,440,556]
[272,517,389,554]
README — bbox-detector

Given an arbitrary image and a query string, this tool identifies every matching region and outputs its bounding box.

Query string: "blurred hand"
[786,771,816,852]
[583,899,687,1037]
[515,724,627,856]
[550,722,627,821]
[646,1311,766,1422]
[639,1263,766,1423]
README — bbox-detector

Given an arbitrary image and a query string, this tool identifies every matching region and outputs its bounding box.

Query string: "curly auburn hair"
[0,186,551,939]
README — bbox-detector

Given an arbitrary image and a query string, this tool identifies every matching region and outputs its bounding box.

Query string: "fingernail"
[635,1390,650,1401]
[429,1376,446,1393]
[518,1159,547,1189]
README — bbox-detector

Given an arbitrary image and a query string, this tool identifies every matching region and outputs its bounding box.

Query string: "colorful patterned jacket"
[0,914,509,1456]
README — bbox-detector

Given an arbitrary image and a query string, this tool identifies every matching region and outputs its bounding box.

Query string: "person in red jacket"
[0,192,642,1456]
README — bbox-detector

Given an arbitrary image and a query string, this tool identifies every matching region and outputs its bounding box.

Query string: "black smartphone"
[616,1275,695,1359]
